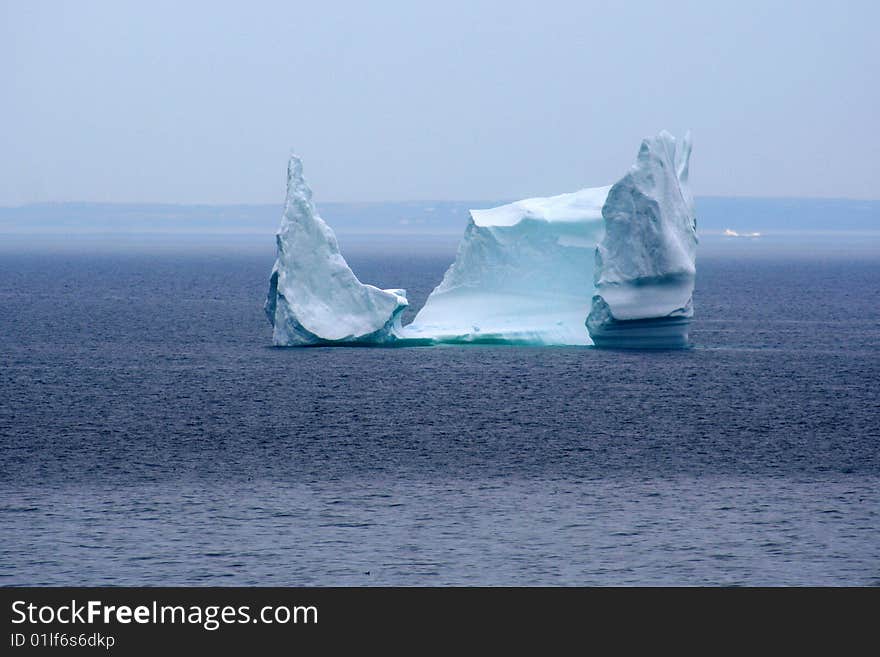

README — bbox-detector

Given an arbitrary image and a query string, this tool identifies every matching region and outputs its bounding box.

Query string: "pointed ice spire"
[265,154,407,345]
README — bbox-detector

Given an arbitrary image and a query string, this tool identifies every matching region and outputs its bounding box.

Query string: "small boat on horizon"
[724,228,762,238]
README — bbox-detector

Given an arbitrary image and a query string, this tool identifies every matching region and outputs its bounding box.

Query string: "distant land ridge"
[1,197,878,235]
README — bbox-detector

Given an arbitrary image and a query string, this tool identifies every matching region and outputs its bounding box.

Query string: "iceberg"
[586,131,697,348]
[266,131,696,349]
[265,155,407,346]
[400,186,609,345]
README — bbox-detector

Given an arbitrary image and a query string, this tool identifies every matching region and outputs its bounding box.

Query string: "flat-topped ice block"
[400,185,611,345]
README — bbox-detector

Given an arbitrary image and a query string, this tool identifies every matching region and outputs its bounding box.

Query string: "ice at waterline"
[265,132,697,349]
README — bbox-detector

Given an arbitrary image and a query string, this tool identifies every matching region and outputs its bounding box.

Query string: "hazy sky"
[2,0,878,204]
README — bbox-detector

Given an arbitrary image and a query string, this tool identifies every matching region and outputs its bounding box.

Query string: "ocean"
[0,239,878,585]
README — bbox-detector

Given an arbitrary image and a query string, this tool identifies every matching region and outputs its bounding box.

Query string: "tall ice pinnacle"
[265,154,408,345]
[586,131,697,348]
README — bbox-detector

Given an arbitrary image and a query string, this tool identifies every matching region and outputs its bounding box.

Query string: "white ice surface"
[589,131,697,323]
[470,186,611,227]
[400,186,610,345]
[265,155,407,345]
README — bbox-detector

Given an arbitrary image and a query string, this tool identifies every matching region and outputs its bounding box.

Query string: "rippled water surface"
[1,246,878,585]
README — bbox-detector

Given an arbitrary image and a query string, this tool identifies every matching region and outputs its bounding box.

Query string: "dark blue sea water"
[1,243,878,585]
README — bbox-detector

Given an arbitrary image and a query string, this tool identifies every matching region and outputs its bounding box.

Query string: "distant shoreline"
[1,197,878,236]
